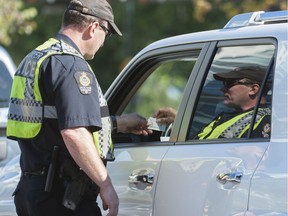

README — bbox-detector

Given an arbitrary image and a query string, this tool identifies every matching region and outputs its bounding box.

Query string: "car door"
[103,43,210,216]
[154,39,276,215]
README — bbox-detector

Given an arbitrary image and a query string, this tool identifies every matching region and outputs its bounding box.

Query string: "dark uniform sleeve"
[41,54,102,131]
[251,115,271,138]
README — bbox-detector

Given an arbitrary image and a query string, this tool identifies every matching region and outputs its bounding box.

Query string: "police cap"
[214,66,266,83]
[67,0,122,36]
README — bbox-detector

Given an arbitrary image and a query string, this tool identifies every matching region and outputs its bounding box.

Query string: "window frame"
[105,42,209,146]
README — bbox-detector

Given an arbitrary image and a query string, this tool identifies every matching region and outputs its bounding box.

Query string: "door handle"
[128,168,155,191]
[216,171,243,184]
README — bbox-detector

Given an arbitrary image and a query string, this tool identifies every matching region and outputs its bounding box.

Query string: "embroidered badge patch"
[74,71,93,95]
[263,123,271,133]
[262,123,271,138]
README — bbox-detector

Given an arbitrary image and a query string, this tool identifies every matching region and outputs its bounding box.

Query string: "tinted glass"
[188,44,275,140]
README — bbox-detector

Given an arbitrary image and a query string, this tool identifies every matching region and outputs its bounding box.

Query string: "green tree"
[0,0,37,46]
[5,0,287,92]
[192,0,287,22]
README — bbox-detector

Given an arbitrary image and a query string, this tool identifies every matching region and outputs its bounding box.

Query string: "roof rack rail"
[224,10,288,29]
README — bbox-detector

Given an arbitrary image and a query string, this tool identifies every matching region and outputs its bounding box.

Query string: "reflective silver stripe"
[221,108,271,138]
[8,100,42,123]
[221,112,253,138]
[44,105,57,119]
[100,105,109,117]
[9,99,58,121]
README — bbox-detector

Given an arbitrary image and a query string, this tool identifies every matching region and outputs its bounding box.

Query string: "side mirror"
[0,138,8,161]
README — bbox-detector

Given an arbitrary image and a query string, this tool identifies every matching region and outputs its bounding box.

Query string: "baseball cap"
[213,66,266,83]
[67,0,122,36]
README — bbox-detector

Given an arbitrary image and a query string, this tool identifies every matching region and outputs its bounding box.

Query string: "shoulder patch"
[74,71,93,95]
[262,123,271,138]
[263,123,271,133]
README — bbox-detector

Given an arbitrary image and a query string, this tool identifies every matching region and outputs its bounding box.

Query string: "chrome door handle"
[129,173,154,184]
[216,171,243,184]
[128,168,155,191]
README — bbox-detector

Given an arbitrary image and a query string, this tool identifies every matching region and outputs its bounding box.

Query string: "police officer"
[154,66,271,139]
[7,0,151,216]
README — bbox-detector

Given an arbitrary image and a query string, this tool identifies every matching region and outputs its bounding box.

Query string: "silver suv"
[1,10,287,216]
[104,10,288,216]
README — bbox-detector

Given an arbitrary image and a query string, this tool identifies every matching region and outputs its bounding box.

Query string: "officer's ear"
[85,21,98,39]
[249,83,261,96]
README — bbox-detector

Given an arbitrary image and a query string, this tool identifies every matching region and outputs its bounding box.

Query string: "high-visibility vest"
[197,107,271,139]
[7,38,114,161]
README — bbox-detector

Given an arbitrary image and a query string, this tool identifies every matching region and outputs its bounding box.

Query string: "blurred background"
[1,0,287,91]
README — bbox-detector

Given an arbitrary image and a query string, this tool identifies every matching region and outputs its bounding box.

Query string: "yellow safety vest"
[7,38,114,161]
[197,108,271,139]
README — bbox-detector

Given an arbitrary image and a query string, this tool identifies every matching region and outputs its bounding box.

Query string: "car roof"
[142,23,286,53]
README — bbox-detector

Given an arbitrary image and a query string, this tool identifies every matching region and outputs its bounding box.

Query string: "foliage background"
[1,0,287,91]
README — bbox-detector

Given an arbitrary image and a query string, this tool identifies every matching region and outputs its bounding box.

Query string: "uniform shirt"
[18,33,102,172]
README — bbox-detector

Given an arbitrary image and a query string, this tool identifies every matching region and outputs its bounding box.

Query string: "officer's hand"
[99,179,119,216]
[116,113,152,136]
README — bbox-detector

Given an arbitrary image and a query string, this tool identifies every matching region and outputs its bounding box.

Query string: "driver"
[153,66,271,139]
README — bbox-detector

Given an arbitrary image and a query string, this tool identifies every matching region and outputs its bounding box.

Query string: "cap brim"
[109,22,122,36]
[213,72,241,81]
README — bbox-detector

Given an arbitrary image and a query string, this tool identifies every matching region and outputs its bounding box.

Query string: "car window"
[188,44,275,140]
[123,57,195,117]
[112,51,201,143]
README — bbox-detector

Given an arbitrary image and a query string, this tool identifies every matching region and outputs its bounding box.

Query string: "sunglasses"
[223,80,254,89]
[99,24,112,38]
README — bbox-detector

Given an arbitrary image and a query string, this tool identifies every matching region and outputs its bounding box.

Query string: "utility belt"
[23,167,47,177]
[60,159,99,211]
[23,146,98,211]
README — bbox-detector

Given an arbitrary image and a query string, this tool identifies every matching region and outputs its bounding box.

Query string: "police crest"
[74,71,93,95]
[262,123,271,138]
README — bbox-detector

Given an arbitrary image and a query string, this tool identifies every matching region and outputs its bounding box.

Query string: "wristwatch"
[110,115,117,133]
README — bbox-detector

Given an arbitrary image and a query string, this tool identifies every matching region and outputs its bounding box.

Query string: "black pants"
[13,175,102,216]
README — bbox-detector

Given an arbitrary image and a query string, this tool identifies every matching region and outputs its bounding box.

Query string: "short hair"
[62,8,99,31]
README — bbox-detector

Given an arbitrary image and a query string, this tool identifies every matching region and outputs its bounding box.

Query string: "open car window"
[123,57,196,117]
[113,51,201,144]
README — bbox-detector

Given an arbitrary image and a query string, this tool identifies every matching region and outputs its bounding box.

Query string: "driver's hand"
[153,107,177,125]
